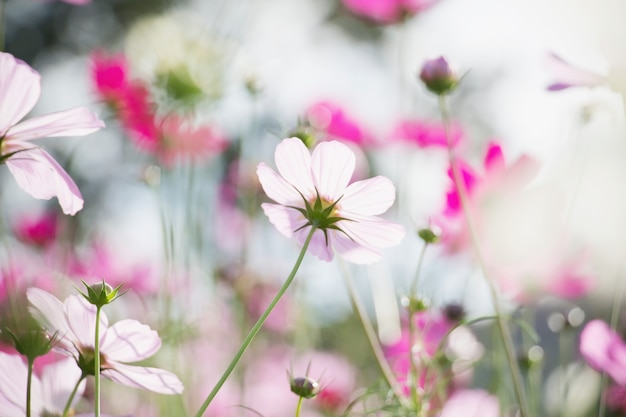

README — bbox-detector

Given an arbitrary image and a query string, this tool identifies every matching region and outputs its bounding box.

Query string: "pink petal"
[102,362,184,394]
[294,226,334,262]
[439,389,499,417]
[340,176,396,216]
[307,101,369,145]
[338,215,405,249]
[6,107,104,142]
[101,319,161,363]
[483,142,505,173]
[5,147,84,215]
[580,320,626,385]
[27,288,74,348]
[257,163,302,206]
[545,53,604,91]
[0,52,40,135]
[341,0,402,23]
[261,203,307,238]
[274,137,315,198]
[331,228,384,264]
[311,140,355,201]
[65,295,109,348]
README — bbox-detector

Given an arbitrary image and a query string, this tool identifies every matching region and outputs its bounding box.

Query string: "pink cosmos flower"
[341,0,438,24]
[390,119,463,148]
[580,319,626,385]
[438,389,499,417]
[307,101,372,146]
[13,211,58,247]
[0,352,85,417]
[257,137,404,264]
[0,52,104,215]
[545,53,605,91]
[27,288,184,394]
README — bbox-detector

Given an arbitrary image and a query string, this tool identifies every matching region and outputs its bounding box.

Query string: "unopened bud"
[290,376,320,399]
[419,56,458,96]
[418,226,441,244]
[79,279,124,308]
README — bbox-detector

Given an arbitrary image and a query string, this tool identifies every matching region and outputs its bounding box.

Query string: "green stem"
[438,94,530,417]
[94,306,102,417]
[408,242,429,410]
[193,226,317,417]
[338,259,411,408]
[62,375,86,417]
[26,358,33,417]
[295,396,304,417]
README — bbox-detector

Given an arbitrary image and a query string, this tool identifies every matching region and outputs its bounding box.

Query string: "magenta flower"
[0,353,85,417]
[307,101,372,146]
[580,319,626,385]
[27,288,184,394]
[341,0,438,24]
[13,211,58,247]
[257,137,404,264]
[0,52,104,215]
[390,119,463,148]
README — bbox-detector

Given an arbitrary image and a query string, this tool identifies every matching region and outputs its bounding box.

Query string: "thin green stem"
[26,358,33,417]
[62,375,86,417]
[193,226,317,417]
[338,259,411,408]
[295,396,304,417]
[438,94,530,417]
[94,306,102,417]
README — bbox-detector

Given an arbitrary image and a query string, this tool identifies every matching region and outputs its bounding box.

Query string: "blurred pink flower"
[0,352,85,416]
[438,389,499,417]
[390,119,463,148]
[14,211,58,248]
[61,0,91,4]
[257,137,404,264]
[0,52,104,215]
[545,53,604,91]
[341,0,438,24]
[91,51,129,103]
[27,288,184,394]
[307,101,372,146]
[580,319,626,386]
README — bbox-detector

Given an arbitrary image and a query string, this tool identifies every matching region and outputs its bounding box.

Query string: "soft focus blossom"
[419,56,458,95]
[0,352,85,417]
[13,211,58,248]
[0,52,104,215]
[438,389,499,417]
[257,137,404,264]
[544,53,604,92]
[307,101,372,146]
[341,0,439,24]
[27,288,184,394]
[580,319,626,385]
[390,119,463,148]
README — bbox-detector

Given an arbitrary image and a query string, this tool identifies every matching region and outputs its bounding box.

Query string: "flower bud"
[418,226,441,244]
[443,303,465,323]
[4,328,56,362]
[290,376,320,399]
[79,279,124,307]
[419,56,458,95]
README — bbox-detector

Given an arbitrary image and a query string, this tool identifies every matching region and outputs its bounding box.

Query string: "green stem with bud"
[295,396,304,417]
[94,306,102,417]
[438,94,530,417]
[26,358,33,417]
[62,375,86,417]
[193,226,317,417]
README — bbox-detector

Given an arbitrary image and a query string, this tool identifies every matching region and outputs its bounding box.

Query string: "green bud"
[401,295,429,313]
[78,279,124,308]
[418,227,440,244]
[419,56,458,96]
[290,376,320,399]
[4,328,56,362]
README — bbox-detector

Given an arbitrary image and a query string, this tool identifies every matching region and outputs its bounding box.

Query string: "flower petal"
[101,319,161,363]
[0,352,28,417]
[0,52,40,135]
[261,203,307,238]
[331,228,383,264]
[6,107,104,142]
[439,389,500,417]
[65,294,109,348]
[340,176,396,216]
[311,140,355,201]
[257,163,302,206]
[41,358,85,413]
[544,52,604,91]
[338,216,405,250]
[102,362,184,394]
[294,226,334,262]
[6,147,84,215]
[274,137,315,198]
[580,319,626,385]
[27,288,74,348]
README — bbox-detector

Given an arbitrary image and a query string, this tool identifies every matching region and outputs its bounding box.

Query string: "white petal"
[0,52,40,135]
[274,137,315,197]
[0,352,27,417]
[101,319,161,363]
[261,203,307,238]
[294,226,334,262]
[27,288,75,348]
[340,176,396,216]
[6,107,104,142]
[41,358,85,413]
[102,362,184,394]
[65,295,109,348]
[311,140,354,201]
[331,229,383,264]
[339,216,405,249]
[257,163,302,205]
[5,147,84,215]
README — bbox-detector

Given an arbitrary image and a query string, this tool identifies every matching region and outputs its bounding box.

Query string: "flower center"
[77,346,110,375]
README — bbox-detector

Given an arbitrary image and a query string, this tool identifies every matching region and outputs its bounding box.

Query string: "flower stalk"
[438,94,531,417]
[62,375,86,417]
[193,226,317,417]
[94,305,102,417]
[26,358,33,417]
